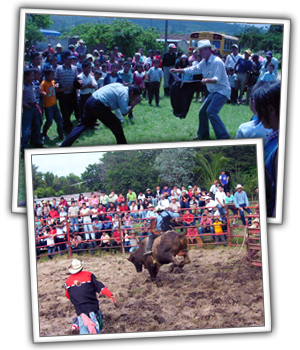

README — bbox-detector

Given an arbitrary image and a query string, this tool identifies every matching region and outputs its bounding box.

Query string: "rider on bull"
[144,205,180,255]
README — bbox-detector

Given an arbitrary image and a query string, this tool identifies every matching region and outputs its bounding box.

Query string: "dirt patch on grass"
[37,248,264,337]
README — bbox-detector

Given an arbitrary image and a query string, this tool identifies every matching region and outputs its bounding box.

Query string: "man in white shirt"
[80,203,94,240]
[215,185,226,219]
[171,40,230,140]
[225,44,243,70]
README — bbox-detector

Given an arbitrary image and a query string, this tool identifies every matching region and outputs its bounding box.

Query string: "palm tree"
[193,152,230,189]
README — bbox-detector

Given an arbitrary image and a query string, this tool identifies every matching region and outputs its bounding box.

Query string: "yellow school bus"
[189,31,239,56]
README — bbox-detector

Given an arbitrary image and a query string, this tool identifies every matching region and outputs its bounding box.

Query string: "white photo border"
[25,139,271,343]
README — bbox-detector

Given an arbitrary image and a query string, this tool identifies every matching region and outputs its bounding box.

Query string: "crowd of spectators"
[34,173,259,260]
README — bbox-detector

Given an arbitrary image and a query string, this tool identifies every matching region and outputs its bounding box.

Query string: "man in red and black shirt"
[65,259,117,334]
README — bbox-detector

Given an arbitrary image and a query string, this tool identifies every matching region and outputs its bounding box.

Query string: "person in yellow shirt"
[40,67,64,141]
[213,218,227,247]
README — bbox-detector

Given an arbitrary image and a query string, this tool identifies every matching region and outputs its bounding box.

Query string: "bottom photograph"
[25,140,270,342]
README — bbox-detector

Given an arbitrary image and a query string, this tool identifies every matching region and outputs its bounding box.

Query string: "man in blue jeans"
[170,39,230,140]
[234,184,252,226]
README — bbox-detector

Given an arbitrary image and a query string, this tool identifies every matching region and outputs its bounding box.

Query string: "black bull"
[128,230,191,280]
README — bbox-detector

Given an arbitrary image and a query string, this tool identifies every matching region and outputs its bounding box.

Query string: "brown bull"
[128,219,191,280]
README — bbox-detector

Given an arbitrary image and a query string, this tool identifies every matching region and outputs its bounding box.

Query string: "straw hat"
[236,184,243,189]
[252,218,260,224]
[68,259,84,274]
[154,205,164,213]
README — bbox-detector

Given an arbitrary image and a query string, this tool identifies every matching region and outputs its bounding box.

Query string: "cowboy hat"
[154,205,164,213]
[68,259,84,274]
[197,39,216,50]
[252,218,260,224]
[236,184,243,189]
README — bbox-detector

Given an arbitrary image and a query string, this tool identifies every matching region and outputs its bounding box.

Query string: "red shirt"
[113,230,121,243]
[49,210,59,219]
[183,213,194,224]
[120,205,129,212]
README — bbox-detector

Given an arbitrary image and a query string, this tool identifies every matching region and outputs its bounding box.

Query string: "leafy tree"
[194,152,230,189]
[25,14,52,52]
[153,149,196,187]
[80,162,106,192]
[32,164,44,191]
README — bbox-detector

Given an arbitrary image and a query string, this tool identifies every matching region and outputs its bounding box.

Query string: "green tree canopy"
[25,14,52,52]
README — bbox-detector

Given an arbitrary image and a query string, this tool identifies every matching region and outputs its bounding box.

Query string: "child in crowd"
[22,68,43,150]
[77,60,97,120]
[213,218,227,247]
[261,64,277,82]
[94,70,103,90]
[118,61,133,86]
[100,63,108,79]
[133,64,145,90]
[76,54,85,74]
[128,232,139,253]
[40,67,64,140]
[147,59,164,107]
[143,63,150,99]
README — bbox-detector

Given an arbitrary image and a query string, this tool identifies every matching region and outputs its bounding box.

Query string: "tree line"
[33,146,258,200]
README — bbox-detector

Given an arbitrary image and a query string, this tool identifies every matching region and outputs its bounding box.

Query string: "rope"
[236,225,247,256]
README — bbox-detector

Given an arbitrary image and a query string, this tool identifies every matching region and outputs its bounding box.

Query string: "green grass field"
[18,88,252,202]
[46,90,252,146]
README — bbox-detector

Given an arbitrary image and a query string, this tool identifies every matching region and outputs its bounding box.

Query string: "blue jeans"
[238,205,252,225]
[129,246,138,253]
[215,234,227,246]
[84,222,94,240]
[197,92,230,140]
[47,246,55,259]
[216,204,226,219]
[139,231,150,242]
[21,105,41,148]
[70,217,79,232]
[43,104,64,138]
[199,226,214,239]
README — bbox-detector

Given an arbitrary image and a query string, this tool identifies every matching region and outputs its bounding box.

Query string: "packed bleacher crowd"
[34,171,259,260]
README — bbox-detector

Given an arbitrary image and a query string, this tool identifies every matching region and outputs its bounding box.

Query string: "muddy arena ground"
[37,247,264,337]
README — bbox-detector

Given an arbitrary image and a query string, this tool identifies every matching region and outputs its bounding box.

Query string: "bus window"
[212,41,221,49]
[190,39,199,48]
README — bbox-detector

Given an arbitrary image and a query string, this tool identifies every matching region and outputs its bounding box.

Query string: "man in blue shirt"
[234,184,252,226]
[60,83,141,147]
[233,50,253,104]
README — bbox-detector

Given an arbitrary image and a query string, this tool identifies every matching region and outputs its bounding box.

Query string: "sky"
[32,152,105,177]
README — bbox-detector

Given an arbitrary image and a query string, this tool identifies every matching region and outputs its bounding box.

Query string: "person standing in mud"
[65,259,117,334]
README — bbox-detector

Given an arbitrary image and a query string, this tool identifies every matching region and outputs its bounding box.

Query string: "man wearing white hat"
[65,259,117,334]
[234,184,252,226]
[171,39,230,140]
[162,43,177,96]
[75,39,87,56]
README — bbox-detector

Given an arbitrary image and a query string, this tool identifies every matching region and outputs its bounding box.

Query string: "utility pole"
[164,20,168,53]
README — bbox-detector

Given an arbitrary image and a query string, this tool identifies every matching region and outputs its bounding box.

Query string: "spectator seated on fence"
[159,193,170,209]
[123,229,131,252]
[213,218,227,247]
[49,206,59,220]
[41,200,51,219]
[137,191,145,203]
[128,232,139,253]
[205,197,218,214]
[209,180,220,200]
[35,202,42,218]
[92,218,103,242]
[137,199,146,221]
[215,185,227,220]
[225,191,238,225]
[180,190,190,209]
[139,219,150,242]
[122,211,134,231]
[59,206,68,222]
[109,190,118,205]
[169,196,181,213]
[69,233,83,255]
[126,189,137,208]
[77,193,86,208]
[89,192,99,208]
[99,231,111,252]
[192,185,201,198]
[190,203,201,223]
[119,202,129,218]
[68,200,79,232]
[107,202,116,217]
[55,220,67,256]
[99,191,110,208]
[59,197,69,211]
[145,188,155,204]
[161,184,172,199]
[186,224,198,245]
[171,185,181,201]
[249,218,260,229]
[234,184,252,226]
[90,204,99,222]
[182,209,195,228]
[199,214,214,240]
[117,193,125,204]
[80,202,93,241]
[187,186,194,199]
[97,203,107,221]
[129,202,138,221]
[51,198,59,211]
[189,195,199,208]
[44,227,56,260]
[145,204,158,223]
